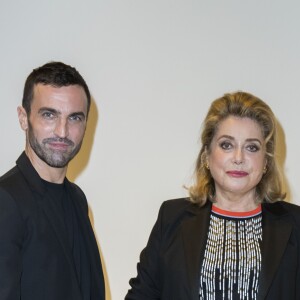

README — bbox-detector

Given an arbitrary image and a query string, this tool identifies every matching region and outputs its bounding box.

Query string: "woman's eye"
[220,142,232,150]
[246,144,260,152]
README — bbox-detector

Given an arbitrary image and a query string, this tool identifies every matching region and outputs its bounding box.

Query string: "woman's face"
[207,116,266,201]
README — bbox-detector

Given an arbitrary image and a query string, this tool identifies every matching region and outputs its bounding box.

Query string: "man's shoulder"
[66,179,86,198]
[0,163,34,221]
[0,164,22,189]
[0,152,31,190]
[65,179,88,211]
[0,161,35,209]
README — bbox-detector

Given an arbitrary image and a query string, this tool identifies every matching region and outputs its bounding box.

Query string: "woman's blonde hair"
[189,91,285,206]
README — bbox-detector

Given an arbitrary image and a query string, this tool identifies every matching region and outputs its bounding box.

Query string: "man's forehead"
[32,84,88,113]
[33,83,86,96]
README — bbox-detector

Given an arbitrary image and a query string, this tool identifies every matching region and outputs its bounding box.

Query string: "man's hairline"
[26,83,90,118]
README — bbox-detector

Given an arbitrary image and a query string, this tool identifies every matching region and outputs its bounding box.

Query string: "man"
[0,62,105,300]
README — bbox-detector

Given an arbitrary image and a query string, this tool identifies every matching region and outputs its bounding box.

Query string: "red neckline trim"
[212,204,262,218]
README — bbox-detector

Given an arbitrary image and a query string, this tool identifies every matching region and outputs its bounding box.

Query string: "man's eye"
[220,142,232,150]
[42,112,54,119]
[69,115,82,122]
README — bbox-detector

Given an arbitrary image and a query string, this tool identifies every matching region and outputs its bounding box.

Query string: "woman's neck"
[213,191,258,212]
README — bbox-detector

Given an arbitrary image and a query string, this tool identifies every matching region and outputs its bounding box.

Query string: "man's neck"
[25,149,67,184]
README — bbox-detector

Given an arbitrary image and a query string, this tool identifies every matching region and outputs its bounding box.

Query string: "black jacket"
[0,152,105,300]
[126,198,300,299]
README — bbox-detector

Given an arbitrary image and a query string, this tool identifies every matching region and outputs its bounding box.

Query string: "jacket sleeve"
[0,188,25,299]
[125,202,166,300]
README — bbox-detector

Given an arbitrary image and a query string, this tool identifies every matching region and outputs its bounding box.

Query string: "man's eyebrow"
[38,107,59,114]
[37,108,86,119]
[69,111,86,120]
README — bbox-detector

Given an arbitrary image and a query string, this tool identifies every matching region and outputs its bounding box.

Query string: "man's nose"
[53,118,69,138]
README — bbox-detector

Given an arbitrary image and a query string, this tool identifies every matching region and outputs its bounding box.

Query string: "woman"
[125,91,300,300]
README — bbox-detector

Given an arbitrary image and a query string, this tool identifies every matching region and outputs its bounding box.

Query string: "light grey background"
[1,1,300,299]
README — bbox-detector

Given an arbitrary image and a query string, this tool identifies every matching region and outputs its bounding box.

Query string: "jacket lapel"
[180,200,293,300]
[67,182,105,299]
[258,203,292,299]
[16,152,81,296]
[182,201,211,298]
[67,183,102,269]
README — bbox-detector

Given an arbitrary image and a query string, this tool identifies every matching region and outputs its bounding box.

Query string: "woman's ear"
[17,106,28,131]
[202,146,209,169]
[263,159,268,174]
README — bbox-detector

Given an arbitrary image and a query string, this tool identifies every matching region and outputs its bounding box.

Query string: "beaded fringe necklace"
[199,205,262,300]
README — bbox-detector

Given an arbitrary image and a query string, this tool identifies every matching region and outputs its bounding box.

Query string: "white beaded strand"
[199,213,262,299]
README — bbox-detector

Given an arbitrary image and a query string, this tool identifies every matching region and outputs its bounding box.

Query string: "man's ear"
[17,106,28,131]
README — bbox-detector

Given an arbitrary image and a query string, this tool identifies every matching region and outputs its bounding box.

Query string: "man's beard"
[27,122,83,168]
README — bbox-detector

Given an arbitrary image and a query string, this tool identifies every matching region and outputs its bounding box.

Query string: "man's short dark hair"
[22,61,91,115]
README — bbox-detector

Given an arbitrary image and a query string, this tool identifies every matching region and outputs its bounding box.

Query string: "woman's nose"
[233,148,244,165]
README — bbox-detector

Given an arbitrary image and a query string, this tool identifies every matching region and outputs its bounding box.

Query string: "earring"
[205,162,210,170]
[263,166,267,174]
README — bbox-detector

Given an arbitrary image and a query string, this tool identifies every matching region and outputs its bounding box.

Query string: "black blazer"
[125,198,300,300]
[0,152,105,300]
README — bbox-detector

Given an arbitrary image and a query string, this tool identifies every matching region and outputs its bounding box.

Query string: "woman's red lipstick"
[226,170,248,177]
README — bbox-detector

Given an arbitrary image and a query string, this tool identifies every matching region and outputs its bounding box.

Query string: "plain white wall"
[1,1,300,299]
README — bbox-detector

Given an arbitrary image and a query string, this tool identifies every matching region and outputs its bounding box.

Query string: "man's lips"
[43,138,74,150]
[226,170,249,177]
[48,142,70,150]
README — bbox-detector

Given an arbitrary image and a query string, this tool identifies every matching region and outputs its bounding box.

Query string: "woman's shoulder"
[153,198,206,239]
[263,201,300,226]
[278,201,300,215]
[158,197,207,223]
[161,197,201,212]
[162,197,191,208]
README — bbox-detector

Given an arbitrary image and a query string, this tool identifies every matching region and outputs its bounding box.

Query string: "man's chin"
[46,162,69,168]
[45,156,72,168]
[40,153,72,168]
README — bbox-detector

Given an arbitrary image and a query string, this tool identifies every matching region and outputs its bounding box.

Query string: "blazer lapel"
[258,203,292,300]
[182,201,211,298]
[67,183,105,299]
[68,185,101,267]
[16,153,81,294]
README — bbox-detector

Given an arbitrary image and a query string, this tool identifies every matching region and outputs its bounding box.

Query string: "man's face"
[19,84,88,168]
